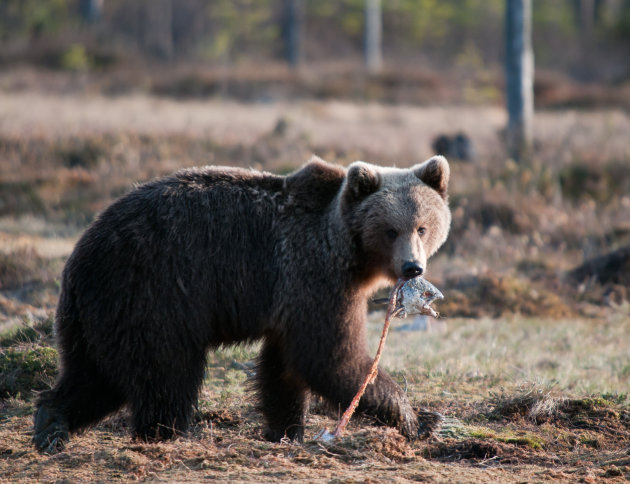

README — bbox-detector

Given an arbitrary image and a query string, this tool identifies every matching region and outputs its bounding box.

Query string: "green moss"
[500,435,544,450]
[0,345,58,399]
[467,426,544,450]
[600,393,628,405]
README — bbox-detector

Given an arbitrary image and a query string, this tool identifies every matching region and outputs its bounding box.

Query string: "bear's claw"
[33,405,69,454]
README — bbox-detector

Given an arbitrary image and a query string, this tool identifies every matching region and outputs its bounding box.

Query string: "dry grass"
[0,85,629,481]
[1,313,629,482]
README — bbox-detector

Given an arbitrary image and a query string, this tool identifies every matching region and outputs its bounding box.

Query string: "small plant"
[0,317,54,348]
[0,181,45,217]
[489,386,565,423]
[559,160,630,204]
[56,139,105,168]
[60,43,91,72]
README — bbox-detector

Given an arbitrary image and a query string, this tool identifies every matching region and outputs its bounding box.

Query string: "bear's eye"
[386,229,398,240]
[417,227,427,236]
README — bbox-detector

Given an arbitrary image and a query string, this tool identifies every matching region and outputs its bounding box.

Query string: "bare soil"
[1,84,629,482]
[2,315,630,483]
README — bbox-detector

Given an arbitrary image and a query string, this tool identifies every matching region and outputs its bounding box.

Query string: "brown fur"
[33,156,450,452]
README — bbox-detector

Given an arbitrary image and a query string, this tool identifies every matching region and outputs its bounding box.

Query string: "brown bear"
[33,155,450,453]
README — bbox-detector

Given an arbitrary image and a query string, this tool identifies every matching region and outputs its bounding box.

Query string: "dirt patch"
[195,408,244,429]
[423,438,539,465]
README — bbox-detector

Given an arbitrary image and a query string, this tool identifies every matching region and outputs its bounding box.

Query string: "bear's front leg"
[287,336,419,439]
[356,367,419,438]
[345,359,443,439]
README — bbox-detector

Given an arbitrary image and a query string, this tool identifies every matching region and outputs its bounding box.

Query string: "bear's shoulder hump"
[285,157,346,197]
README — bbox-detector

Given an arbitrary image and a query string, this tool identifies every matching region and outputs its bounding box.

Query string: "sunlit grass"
[371,312,630,398]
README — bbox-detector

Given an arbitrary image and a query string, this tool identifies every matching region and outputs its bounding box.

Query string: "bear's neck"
[324,202,393,299]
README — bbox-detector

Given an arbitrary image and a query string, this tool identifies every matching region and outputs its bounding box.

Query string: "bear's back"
[61,161,347,345]
[64,167,286,338]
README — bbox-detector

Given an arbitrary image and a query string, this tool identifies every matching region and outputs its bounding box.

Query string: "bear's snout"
[401,261,423,279]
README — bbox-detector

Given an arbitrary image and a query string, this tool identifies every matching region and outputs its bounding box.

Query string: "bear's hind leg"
[33,357,125,453]
[256,338,309,443]
[128,347,207,441]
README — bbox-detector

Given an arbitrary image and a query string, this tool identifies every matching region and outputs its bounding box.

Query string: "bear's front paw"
[416,409,444,439]
[33,405,69,454]
[397,407,420,441]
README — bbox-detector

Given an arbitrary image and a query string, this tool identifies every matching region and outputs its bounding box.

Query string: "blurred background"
[2,5,630,480]
[1,0,630,325]
[1,1,630,104]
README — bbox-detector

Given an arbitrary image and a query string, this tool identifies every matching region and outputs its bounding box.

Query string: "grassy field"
[1,88,629,482]
[2,313,629,482]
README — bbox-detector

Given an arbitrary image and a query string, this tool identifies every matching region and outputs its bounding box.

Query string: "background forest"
[1,0,630,104]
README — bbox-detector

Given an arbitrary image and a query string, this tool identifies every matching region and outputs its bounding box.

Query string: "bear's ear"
[413,155,449,199]
[343,161,381,203]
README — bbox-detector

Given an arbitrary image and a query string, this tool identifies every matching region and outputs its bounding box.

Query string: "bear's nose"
[401,262,423,279]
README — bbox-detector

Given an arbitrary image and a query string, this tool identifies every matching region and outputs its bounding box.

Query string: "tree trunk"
[365,0,382,74]
[79,0,104,23]
[505,0,534,161]
[284,0,304,68]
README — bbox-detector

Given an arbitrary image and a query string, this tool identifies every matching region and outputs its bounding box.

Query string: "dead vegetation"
[1,302,629,482]
[1,303,629,482]
[438,272,574,319]
[1,332,629,482]
[0,86,629,481]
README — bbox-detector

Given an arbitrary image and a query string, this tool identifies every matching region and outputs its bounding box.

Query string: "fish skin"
[395,277,444,318]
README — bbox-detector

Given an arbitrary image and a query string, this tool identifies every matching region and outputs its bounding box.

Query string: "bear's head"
[340,156,451,285]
